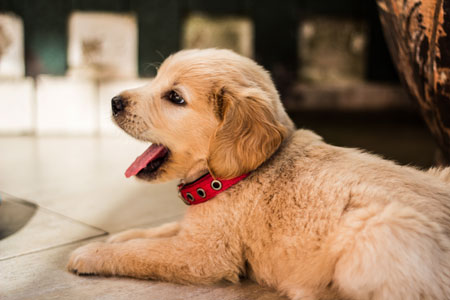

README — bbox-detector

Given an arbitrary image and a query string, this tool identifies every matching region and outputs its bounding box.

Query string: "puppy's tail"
[427,167,450,183]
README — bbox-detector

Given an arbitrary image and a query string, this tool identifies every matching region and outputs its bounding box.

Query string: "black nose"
[111,95,126,115]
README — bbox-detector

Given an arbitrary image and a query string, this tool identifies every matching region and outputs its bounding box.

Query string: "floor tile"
[0,78,34,134]
[0,235,287,300]
[0,136,186,233]
[36,76,97,135]
[0,193,105,260]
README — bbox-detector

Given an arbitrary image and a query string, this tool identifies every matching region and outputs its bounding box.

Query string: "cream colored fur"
[68,49,450,300]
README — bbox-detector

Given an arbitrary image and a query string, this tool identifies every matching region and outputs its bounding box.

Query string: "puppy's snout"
[111,95,126,115]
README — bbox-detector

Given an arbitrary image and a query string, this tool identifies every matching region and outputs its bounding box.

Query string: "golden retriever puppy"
[68,49,450,300]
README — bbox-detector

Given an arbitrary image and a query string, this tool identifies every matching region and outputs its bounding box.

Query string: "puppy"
[68,49,450,300]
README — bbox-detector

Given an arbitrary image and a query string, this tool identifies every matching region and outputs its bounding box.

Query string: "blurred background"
[0,0,440,167]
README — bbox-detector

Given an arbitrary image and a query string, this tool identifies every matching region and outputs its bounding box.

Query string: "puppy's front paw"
[107,229,146,243]
[67,242,112,276]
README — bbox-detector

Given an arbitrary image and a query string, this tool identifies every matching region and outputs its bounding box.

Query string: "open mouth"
[125,144,170,179]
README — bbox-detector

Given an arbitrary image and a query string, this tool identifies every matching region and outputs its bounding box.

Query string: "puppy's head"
[113,49,294,182]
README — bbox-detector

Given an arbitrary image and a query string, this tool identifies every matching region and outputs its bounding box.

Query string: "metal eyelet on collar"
[197,188,206,198]
[211,180,222,191]
[178,191,190,205]
[186,192,195,202]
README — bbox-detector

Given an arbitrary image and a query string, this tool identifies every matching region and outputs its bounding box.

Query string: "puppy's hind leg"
[107,221,181,243]
[333,203,450,300]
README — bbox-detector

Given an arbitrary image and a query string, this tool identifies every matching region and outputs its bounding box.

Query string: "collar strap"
[178,173,249,205]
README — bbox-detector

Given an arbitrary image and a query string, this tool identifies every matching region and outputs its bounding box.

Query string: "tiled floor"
[0,136,285,300]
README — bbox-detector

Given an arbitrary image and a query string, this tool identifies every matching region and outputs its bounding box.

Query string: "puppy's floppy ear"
[207,87,287,179]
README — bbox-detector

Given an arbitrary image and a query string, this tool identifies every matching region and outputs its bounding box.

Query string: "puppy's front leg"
[68,235,242,284]
[107,221,181,243]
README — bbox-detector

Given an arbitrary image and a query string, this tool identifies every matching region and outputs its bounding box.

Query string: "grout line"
[0,232,108,262]
[37,204,109,235]
[0,191,108,235]
[31,77,37,136]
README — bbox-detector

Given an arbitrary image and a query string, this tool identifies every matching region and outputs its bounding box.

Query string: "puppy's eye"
[167,90,185,105]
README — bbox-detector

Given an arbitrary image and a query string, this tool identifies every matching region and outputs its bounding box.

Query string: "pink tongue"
[125,144,168,178]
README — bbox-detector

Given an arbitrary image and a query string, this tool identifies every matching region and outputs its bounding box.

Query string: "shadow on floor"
[0,192,37,240]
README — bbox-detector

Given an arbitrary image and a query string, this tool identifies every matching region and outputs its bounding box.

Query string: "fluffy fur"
[68,49,450,300]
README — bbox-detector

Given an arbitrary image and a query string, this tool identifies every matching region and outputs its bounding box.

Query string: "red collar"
[178,173,249,205]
